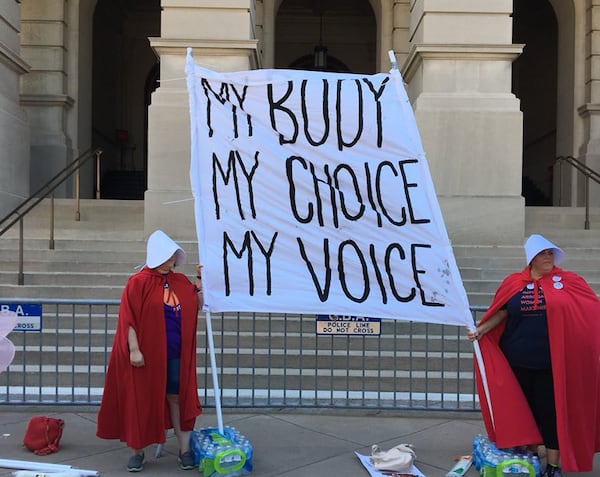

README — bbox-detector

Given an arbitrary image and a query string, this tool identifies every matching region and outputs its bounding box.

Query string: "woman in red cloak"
[468,234,600,476]
[97,230,203,472]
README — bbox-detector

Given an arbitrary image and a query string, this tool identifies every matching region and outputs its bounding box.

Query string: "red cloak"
[475,266,600,472]
[96,267,202,449]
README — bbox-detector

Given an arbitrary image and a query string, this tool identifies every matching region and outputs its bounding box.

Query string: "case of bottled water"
[190,426,253,476]
[472,434,541,477]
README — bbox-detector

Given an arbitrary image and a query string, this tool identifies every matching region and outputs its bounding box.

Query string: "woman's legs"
[512,367,560,472]
[531,369,560,470]
[546,448,560,467]
[166,393,191,453]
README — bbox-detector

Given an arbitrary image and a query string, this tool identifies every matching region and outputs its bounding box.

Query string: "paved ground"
[0,408,599,476]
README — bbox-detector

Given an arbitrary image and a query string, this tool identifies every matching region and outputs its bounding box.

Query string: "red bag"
[23,416,65,455]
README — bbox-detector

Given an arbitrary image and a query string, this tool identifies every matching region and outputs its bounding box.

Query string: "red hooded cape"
[475,266,600,472]
[96,267,202,449]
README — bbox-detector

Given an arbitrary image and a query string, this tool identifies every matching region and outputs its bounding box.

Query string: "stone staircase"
[455,206,600,306]
[3,200,600,304]
[2,199,600,408]
[0,199,198,299]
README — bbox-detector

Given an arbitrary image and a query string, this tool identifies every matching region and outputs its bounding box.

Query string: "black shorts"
[166,358,180,394]
[511,366,558,450]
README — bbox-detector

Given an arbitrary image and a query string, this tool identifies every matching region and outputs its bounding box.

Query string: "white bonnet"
[524,234,564,266]
[145,230,186,268]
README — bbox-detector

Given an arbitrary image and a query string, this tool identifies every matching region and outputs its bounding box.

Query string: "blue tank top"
[163,281,182,359]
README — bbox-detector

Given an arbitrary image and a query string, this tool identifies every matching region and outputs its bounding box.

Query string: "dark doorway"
[91,0,160,199]
[512,0,558,206]
[276,0,376,74]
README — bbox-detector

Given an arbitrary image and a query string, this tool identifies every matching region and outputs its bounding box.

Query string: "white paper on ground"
[13,472,82,477]
[355,452,426,477]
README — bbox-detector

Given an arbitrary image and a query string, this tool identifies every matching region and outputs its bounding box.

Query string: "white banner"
[186,50,471,327]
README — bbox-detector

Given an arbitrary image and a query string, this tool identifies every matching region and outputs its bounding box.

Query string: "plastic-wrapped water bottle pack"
[190,426,253,476]
[472,434,541,477]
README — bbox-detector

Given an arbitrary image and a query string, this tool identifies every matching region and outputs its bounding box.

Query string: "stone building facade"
[0,0,597,243]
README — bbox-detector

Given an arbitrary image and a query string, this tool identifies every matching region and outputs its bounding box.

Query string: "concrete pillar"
[146,0,259,239]
[390,0,410,68]
[261,0,275,69]
[0,0,30,217]
[402,0,524,244]
[578,2,600,207]
[20,0,74,196]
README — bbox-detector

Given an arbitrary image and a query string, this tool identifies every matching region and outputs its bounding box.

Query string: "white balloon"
[0,336,15,373]
[0,310,17,337]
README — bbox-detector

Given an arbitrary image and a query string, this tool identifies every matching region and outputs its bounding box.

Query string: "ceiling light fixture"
[313,0,327,70]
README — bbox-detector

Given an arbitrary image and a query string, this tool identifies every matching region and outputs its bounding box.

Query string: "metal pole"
[95,150,102,199]
[205,310,224,433]
[585,175,590,230]
[557,159,563,206]
[49,194,55,250]
[75,166,81,221]
[18,218,24,285]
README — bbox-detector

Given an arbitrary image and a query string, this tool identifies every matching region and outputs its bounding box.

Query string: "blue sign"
[0,304,42,331]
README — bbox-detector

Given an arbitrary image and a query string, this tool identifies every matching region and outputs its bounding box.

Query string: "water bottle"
[483,454,500,477]
[497,459,535,477]
[531,454,541,477]
[472,434,483,471]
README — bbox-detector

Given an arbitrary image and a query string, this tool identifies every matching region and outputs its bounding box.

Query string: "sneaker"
[178,450,195,470]
[545,465,562,477]
[127,452,144,472]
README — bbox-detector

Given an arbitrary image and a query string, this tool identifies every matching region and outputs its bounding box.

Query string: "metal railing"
[0,298,485,411]
[0,148,103,285]
[555,155,600,229]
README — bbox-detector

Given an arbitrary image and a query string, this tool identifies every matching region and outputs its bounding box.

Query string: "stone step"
[459,266,600,281]
[0,271,131,287]
[0,237,146,252]
[0,260,140,273]
[525,206,600,229]
[453,243,600,256]
[0,248,143,262]
[3,202,600,304]
[455,255,600,271]
[1,284,123,300]
[467,293,496,307]
[1,199,145,239]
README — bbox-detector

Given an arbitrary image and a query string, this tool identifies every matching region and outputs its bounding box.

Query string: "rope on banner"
[161,197,194,205]
[158,77,187,83]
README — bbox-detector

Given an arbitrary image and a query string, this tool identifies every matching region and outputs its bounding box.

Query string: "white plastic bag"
[370,443,416,472]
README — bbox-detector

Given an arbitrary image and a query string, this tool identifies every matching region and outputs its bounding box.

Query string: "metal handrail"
[555,155,600,229]
[0,148,103,284]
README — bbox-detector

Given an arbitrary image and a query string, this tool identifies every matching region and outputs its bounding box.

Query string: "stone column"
[261,0,275,69]
[390,1,410,69]
[577,2,600,207]
[0,0,30,217]
[20,0,74,196]
[402,0,524,244]
[146,0,259,239]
